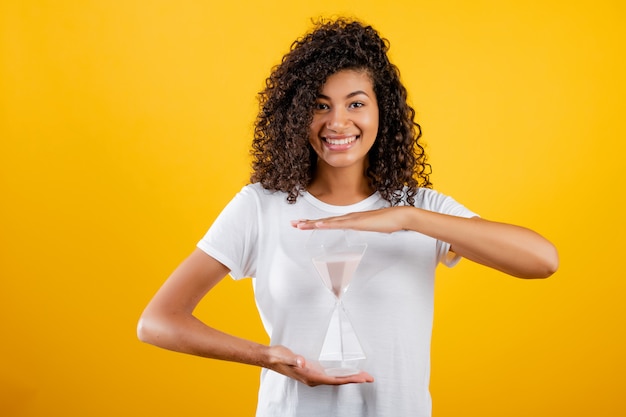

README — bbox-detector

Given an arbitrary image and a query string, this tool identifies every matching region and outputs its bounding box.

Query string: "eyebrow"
[316,90,371,100]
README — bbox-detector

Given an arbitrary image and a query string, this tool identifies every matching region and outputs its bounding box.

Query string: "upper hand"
[291,206,410,234]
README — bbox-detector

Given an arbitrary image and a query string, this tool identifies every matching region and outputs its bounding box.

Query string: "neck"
[307,164,374,206]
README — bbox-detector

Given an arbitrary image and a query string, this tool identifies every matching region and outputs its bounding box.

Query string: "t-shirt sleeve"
[196,186,259,280]
[417,189,479,268]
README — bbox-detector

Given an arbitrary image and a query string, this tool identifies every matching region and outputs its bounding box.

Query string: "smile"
[323,135,358,145]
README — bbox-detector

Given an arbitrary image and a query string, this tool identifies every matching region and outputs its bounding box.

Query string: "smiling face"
[308,69,379,173]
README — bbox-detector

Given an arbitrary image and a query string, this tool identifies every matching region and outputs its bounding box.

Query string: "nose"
[326,107,350,131]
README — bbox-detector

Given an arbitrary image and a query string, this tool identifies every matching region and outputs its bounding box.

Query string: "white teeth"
[325,136,357,145]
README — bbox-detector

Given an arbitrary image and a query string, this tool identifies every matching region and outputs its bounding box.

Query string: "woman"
[138,18,558,417]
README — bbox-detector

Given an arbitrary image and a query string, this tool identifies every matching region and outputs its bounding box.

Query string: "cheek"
[309,118,323,132]
[307,127,322,154]
[308,120,323,141]
[371,113,379,127]
[363,113,379,134]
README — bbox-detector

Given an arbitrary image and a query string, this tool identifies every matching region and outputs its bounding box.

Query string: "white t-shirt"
[197,183,477,417]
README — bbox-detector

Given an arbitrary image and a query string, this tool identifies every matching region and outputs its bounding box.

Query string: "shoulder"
[411,187,478,217]
[210,183,288,232]
[232,183,289,207]
[413,187,448,205]
[394,186,448,208]
[241,182,285,198]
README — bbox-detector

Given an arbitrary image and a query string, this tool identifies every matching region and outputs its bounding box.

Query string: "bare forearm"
[137,311,269,367]
[137,310,375,386]
[402,207,559,278]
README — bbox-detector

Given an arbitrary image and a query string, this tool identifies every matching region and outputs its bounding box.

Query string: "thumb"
[294,355,305,368]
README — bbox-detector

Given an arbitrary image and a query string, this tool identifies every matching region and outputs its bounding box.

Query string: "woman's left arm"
[292,206,559,279]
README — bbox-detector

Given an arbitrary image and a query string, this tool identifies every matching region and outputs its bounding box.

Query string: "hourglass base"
[319,354,366,376]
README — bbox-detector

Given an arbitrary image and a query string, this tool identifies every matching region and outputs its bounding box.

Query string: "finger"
[320,371,375,385]
[292,220,332,230]
[290,219,310,228]
[313,219,362,230]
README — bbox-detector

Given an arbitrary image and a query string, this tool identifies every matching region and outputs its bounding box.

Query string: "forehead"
[319,69,374,96]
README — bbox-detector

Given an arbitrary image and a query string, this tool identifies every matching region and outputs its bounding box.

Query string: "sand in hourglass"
[312,252,362,298]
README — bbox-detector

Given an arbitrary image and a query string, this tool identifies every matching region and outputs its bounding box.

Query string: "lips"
[323,135,358,146]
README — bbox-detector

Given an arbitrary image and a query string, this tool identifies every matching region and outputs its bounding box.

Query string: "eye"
[314,102,330,111]
[349,101,365,109]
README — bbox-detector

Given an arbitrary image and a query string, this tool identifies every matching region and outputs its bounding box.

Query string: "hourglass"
[307,230,367,377]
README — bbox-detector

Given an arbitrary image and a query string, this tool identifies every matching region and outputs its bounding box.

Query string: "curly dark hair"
[250,18,432,205]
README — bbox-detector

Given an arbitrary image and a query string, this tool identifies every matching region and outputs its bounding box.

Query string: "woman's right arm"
[137,248,271,365]
[137,248,373,386]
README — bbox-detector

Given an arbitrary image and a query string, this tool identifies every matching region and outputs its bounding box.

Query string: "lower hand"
[266,345,374,387]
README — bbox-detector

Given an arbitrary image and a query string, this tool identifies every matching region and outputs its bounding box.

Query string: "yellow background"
[1,1,624,416]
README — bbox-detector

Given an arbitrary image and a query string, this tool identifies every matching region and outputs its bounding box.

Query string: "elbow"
[531,262,558,279]
[540,253,559,278]
[136,316,151,344]
[544,254,559,277]
[136,313,162,345]
[525,244,560,279]
[540,242,559,278]
[137,309,185,350]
